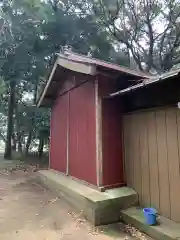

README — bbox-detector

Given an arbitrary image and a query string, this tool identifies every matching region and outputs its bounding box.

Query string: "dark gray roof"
[109,68,180,98]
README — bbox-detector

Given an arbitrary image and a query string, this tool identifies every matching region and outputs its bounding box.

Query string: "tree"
[38,0,130,64]
[90,0,180,73]
[0,0,130,159]
[0,0,42,158]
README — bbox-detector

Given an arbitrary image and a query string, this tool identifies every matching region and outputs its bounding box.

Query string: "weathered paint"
[57,52,148,78]
[98,75,125,188]
[57,71,91,98]
[101,98,124,187]
[50,73,97,185]
[37,61,58,107]
[57,57,96,75]
[95,78,103,187]
[66,91,70,175]
[69,80,97,185]
[123,107,180,222]
[50,71,125,188]
[50,93,68,173]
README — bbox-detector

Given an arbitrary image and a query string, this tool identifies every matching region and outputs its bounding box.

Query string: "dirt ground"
[0,166,148,240]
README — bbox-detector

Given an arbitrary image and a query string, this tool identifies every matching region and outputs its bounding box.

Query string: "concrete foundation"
[121,207,180,240]
[36,170,137,225]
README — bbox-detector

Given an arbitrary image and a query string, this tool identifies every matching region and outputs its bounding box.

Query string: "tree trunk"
[38,137,44,158]
[15,104,22,154]
[25,131,32,155]
[4,81,16,159]
[11,133,16,151]
[17,133,22,153]
[25,78,38,156]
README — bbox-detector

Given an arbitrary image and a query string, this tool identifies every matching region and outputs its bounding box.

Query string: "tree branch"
[158,2,180,68]
[144,0,154,70]
[0,132,6,142]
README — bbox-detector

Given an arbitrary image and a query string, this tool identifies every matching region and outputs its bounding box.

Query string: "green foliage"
[0,0,178,157]
[0,77,6,96]
[0,0,129,157]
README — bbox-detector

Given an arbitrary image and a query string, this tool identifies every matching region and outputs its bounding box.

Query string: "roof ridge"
[63,50,150,74]
[57,51,150,78]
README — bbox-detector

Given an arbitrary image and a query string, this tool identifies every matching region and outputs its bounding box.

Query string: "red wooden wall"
[50,72,124,189]
[50,93,68,173]
[50,76,97,185]
[98,75,124,188]
[101,98,124,187]
[69,81,97,185]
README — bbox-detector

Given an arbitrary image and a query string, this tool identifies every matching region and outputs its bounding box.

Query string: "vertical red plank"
[98,75,124,188]
[69,81,97,185]
[50,94,68,173]
[101,98,124,187]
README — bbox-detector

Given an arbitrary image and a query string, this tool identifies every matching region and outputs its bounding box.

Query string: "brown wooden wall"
[123,107,180,222]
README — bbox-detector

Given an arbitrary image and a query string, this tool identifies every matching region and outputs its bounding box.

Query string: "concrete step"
[36,170,138,225]
[121,207,180,240]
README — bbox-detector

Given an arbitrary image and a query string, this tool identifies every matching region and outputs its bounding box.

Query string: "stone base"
[36,170,137,226]
[121,207,180,240]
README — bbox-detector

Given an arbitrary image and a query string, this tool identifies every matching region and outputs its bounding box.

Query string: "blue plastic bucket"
[143,208,157,225]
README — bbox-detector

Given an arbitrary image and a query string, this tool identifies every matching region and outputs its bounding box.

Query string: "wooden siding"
[69,81,97,185]
[50,76,97,186]
[98,75,125,188]
[101,98,124,187]
[57,72,92,97]
[123,107,180,222]
[50,94,68,173]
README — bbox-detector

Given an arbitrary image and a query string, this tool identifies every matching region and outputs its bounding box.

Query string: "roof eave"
[108,69,180,98]
[37,56,97,107]
[56,52,150,79]
[37,52,152,107]
[37,60,58,108]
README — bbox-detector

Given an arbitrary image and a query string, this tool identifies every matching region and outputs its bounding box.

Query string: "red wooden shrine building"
[37,52,148,190]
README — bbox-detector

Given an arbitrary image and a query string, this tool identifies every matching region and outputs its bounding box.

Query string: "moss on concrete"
[36,170,138,226]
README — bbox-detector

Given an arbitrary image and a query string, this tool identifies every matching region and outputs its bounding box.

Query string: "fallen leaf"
[48,197,58,203]
[124,224,148,240]
[123,237,129,240]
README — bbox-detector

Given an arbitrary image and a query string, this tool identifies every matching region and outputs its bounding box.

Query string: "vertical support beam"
[66,91,70,175]
[49,110,52,169]
[95,78,103,187]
